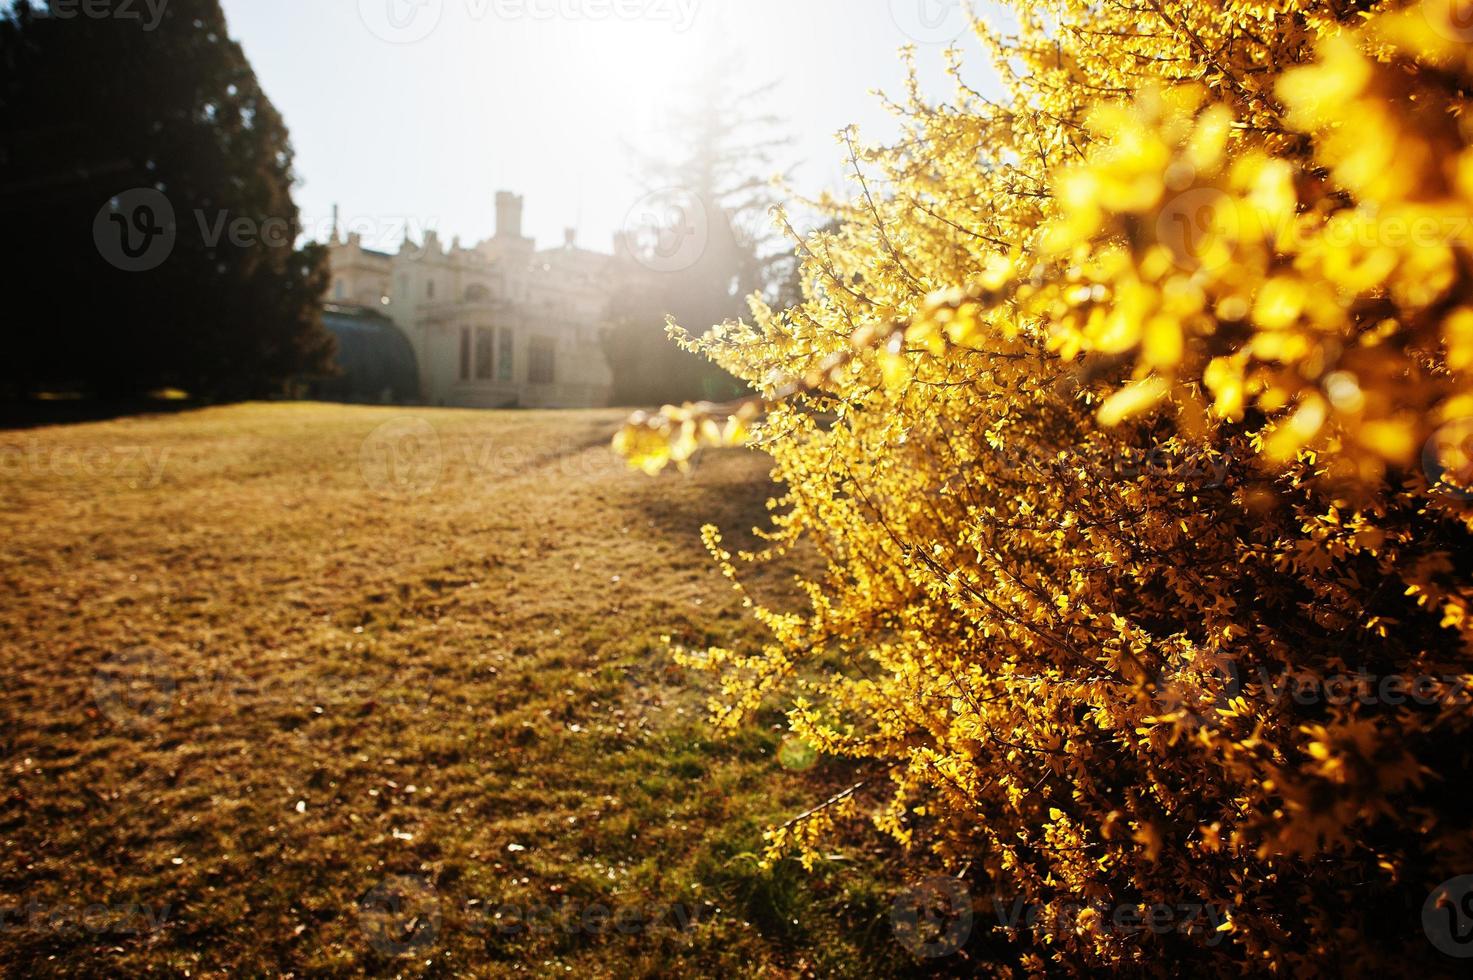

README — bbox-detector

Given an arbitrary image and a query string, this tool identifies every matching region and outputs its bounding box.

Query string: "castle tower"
[495,191,524,241]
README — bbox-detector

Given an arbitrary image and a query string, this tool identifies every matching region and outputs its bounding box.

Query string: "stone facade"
[326,192,615,408]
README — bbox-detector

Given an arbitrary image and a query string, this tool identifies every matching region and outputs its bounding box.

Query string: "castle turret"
[495,191,524,240]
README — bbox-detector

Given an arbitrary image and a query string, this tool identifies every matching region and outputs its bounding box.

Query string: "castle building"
[325,191,616,408]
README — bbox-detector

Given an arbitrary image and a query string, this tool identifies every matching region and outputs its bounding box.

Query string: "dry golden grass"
[0,403,908,978]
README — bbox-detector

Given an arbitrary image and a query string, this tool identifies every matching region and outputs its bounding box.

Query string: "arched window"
[465,283,490,302]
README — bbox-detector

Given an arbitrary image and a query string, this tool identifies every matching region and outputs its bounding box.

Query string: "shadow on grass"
[632,450,778,546]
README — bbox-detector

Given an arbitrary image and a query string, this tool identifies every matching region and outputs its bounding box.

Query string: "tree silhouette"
[604,54,792,406]
[0,0,334,400]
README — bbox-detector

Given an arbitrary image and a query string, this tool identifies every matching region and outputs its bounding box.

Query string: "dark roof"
[312,308,420,404]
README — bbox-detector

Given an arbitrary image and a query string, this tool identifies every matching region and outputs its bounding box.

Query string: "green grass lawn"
[0,403,930,977]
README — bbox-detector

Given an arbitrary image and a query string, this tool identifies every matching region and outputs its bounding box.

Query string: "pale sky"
[216,0,1003,254]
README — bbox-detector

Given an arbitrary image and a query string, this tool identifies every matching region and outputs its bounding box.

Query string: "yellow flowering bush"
[620,1,1473,972]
